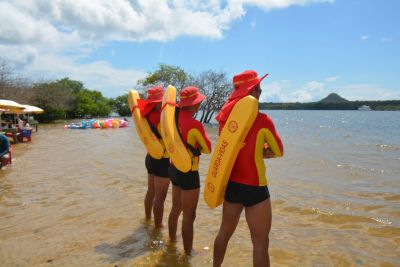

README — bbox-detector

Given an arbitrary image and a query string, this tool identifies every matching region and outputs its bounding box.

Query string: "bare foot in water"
[185,248,198,257]
[155,223,166,228]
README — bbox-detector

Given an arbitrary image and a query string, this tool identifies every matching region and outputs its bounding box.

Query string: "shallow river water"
[0,110,399,266]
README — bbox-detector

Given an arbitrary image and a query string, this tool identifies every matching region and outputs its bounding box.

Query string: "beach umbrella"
[0,100,25,126]
[0,99,25,112]
[20,104,44,114]
[0,108,6,120]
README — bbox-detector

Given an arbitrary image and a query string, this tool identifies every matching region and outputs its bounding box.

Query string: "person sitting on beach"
[168,86,212,254]
[137,86,171,228]
[212,70,284,267]
[18,118,24,129]
[20,118,31,130]
[24,119,30,128]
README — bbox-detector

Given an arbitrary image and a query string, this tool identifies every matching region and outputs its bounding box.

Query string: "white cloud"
[260,80,328,103]
[325,76,339,82]
[261,72,400,102]
[1,0,335,51]
[292,81,327,102]
[0,0,335,96]
[261,80,400,102]
[335,84,400,101]
[361,35,370,41]
[240,0,334,10]
[260,81,288,102]
[23,54,147,97]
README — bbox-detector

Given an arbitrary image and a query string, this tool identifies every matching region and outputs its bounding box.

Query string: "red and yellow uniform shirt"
[221,113,283,186]
[178,109,212,171]
[147,109,169,158]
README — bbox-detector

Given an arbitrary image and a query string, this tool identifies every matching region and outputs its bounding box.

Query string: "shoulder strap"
[175,108,201,157]
[146,117,162,140]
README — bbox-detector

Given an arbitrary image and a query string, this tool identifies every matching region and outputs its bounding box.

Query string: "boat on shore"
[358,105,372,111]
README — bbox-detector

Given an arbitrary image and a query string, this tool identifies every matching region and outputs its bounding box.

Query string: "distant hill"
[259,93,400,111]
[319,93,349,103]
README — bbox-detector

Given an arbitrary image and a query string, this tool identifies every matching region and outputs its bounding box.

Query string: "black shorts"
[224,181,270,207]
[168,164,200,190]
[145,154,170,178]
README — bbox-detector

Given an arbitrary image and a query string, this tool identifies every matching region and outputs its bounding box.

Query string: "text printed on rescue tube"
[211,140,228,178]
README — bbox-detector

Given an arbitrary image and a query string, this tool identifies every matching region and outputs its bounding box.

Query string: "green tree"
[57,77,85,94]
[74,89,111,118]
[0,60,32,102]
[138,63,190,93]
[193,70,230,123]
[110,93,130,116]
[137,65,231,123]
[31,80,75,122]
[31,78,111,122]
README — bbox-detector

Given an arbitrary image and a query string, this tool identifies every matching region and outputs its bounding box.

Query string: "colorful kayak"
[64,119,128,129]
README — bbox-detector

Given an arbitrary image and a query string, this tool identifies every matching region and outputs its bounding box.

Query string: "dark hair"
[250,84,261,93]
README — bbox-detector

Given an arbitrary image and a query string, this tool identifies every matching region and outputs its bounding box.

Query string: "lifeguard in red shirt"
[168,86,212,254]
[213,70,284,267]
[137,86,170,228]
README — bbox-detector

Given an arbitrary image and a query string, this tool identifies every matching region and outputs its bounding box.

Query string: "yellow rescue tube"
[128,90,164,159]
[160,85,192,173]
[204,95,258,208]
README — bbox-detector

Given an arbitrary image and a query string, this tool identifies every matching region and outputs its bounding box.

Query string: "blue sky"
[1,0,399,102]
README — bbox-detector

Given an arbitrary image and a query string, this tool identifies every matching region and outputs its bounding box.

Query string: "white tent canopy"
[20,105,44,114]
[0,99,25,111]
[0,100,44,114]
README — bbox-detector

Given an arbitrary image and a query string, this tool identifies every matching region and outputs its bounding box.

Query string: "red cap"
[215,70,268,124]
[179,86,206,107]
[146,86,164,102]
[138,86,164,116]
[230,70,268,99]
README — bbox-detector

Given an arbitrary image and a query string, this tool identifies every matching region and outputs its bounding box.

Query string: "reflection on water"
[96,220,168,262]
[0,111,399,266]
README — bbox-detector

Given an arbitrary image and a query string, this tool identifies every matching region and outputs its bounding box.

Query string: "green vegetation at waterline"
[260,93,400,111]
[1,62,231,123]
[31,78,113,122]
[2,59,399,124]
[1,61,126,122]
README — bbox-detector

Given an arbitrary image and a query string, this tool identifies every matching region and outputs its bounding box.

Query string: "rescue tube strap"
[131,104,138,114]
[146,117,162,140]
[175,108,201,157]
[161,101,177,111]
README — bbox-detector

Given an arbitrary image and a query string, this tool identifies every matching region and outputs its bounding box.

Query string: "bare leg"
[213,201,243,267]
[245,199,272,267]
[181,188,200,254]
[168,185,182,241]
[153,176,170,228]
[144,174,155,220]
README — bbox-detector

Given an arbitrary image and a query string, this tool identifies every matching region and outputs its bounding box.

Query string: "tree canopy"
[138,64,190,92]
[109,93,130,117]
[192,70,230,123]
[138,64,230,123]
[0,62,114,122]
